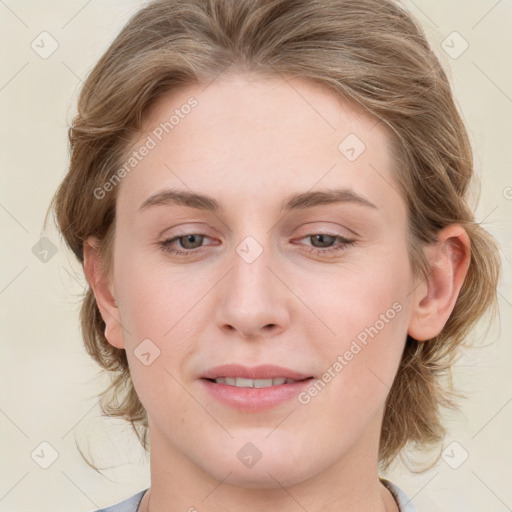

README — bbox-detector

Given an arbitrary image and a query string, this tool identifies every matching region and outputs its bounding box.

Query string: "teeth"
[235,377,254,388]
[213,377,296,388]
[254,379,274,388]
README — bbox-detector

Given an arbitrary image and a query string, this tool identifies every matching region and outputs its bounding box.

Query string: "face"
[104,74,420,488]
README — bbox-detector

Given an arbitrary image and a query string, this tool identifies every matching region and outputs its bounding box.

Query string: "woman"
[49,0,501,510]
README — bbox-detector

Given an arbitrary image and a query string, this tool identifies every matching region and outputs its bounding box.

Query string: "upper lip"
[201,364,312,381]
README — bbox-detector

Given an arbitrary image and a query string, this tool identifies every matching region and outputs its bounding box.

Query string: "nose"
[214,240,291,340]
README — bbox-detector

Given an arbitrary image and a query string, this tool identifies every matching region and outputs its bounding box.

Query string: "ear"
[407,224,471,341]
[83,236,125,349]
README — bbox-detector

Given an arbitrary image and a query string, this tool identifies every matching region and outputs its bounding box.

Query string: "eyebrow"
[139,189,220,212]
[281,189,378,212]
[138,188,378,213]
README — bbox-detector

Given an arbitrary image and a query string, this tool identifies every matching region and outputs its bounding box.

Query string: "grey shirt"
[94,479,417,512]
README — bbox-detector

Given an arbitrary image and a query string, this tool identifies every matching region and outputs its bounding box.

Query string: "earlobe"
[407,224,471,342]
[83,236,125,349]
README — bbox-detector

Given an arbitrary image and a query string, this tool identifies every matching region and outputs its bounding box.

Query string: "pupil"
[313,234,334,247]
[181,234,203,249]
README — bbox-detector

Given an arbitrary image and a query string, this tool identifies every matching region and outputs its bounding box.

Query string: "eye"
[297,233,355,255]
[175,234,205,249]
[158,233,210,255]
[157,232,355,258]
[309,234,337,248]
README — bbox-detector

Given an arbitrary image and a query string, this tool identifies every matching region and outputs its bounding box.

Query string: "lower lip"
[200,378,314,412]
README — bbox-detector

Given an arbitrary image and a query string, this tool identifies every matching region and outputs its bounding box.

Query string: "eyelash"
[157,233,356,257]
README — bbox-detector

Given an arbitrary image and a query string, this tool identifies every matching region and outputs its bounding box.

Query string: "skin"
[84,74,470,512]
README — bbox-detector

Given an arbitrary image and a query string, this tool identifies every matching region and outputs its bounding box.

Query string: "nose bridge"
[215,234,289,338]
[233,235,271,298]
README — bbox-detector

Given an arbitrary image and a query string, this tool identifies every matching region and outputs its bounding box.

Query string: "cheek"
[299,247,411,339]
[114,253,212,395]
[298,246,411,390]
[114,249,208,342]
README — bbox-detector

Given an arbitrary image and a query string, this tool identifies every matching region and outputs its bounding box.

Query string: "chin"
[221,464,310,490]
[199,446,320,490]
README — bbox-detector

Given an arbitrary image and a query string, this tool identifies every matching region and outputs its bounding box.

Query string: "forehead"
[117,74,403,220]
[142,73,387,157]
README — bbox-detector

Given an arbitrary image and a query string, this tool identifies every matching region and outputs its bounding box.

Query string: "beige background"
[0,1,511,511]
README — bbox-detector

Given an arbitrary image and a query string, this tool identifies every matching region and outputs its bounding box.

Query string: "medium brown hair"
[48,0,501,470]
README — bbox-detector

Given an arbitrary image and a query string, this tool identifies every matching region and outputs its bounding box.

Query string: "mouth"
[205,376,307,388]
[200,364,314,412]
